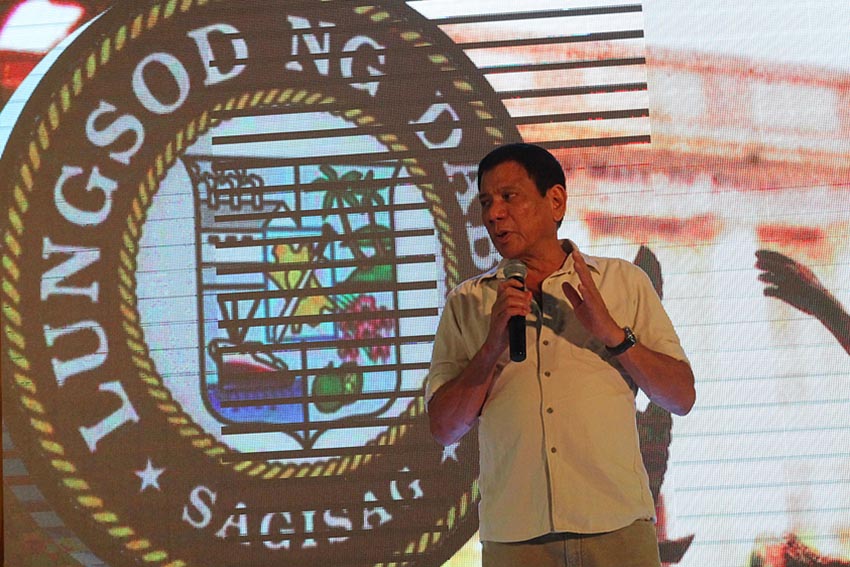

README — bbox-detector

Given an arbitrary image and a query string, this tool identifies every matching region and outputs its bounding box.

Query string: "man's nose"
[484,200,506,222]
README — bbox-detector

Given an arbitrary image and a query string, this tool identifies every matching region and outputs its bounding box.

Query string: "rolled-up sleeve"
[629,266,690,365]
[424,291,469,406]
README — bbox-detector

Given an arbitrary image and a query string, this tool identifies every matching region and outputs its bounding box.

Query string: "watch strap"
[606,326,637,356]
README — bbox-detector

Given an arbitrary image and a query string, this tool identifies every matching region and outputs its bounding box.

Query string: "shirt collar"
[481,239,601,282]
[561,240,601,274]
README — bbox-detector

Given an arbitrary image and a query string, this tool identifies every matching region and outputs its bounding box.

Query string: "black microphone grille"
[503,259,527,281]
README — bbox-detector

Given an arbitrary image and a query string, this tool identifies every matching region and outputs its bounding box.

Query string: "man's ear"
[548,184,567,222]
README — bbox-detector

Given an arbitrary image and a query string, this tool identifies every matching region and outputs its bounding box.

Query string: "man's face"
[478,160,566,261]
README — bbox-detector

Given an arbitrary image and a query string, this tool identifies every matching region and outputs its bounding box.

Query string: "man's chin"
[492,244,510,259]
[496,248,521,261]
[492,239,514,259]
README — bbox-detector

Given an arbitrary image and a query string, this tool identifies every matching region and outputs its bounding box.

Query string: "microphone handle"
[509,314,526,362]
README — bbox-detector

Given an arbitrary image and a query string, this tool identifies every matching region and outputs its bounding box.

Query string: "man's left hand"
[562,249,625,347]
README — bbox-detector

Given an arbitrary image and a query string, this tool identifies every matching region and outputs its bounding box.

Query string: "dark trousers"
[482,519,661,567]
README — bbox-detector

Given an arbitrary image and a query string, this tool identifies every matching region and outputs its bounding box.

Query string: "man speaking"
[425,143,695,566]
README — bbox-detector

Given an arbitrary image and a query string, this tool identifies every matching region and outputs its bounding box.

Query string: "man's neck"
[521,241,570,294]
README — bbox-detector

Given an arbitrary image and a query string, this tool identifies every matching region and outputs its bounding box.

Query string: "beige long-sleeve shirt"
[426,244,689,542]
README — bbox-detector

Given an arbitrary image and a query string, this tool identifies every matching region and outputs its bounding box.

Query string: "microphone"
[503,259,528,362]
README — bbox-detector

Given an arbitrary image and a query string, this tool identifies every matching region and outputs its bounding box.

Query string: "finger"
[571,250,598,291]
[505,303,532,317]
[499,278,525,292]
[562,281,582,309]
[574,252,607,306]
[491,301,528,330]
[504,290,532,307]
[762,286,789,300]
[755,249,793,262]
[755,257,790,274]
[496,286,532,312]
[498,283,531,302]
[757,272,781,285]
[755,249,794,269]
[494,307,530,325]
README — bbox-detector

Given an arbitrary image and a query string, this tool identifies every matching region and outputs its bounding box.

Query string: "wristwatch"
[606,326,637,356]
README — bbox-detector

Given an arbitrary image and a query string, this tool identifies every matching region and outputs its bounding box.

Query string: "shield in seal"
[0,1,520,566]
[184,151,432,449]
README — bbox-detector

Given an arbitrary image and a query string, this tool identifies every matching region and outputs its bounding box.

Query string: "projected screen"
[2,2,848,567]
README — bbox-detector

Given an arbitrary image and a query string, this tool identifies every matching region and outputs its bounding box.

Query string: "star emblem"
[135,458,165,492]
[441,441,460,464]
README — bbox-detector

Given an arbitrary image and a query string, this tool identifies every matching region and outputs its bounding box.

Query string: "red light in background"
[0,0,86,95]
[0,50,41,90]
[756,223,838,261]
[583,211,722,246]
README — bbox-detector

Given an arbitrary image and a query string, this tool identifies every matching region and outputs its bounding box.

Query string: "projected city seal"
[0,1,520,567]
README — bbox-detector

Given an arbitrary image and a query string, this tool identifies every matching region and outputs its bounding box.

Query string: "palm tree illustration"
[311,165,396,414]
[317,164,368,260]
[353,169,385,229]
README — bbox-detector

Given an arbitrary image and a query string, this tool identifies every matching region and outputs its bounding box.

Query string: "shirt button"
[543,340,549,346]
[550,447,557,453]
[546,407,554,414]
[544,371,551,377]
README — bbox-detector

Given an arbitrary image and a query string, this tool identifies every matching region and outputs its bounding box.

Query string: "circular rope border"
[1,1,505,565]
